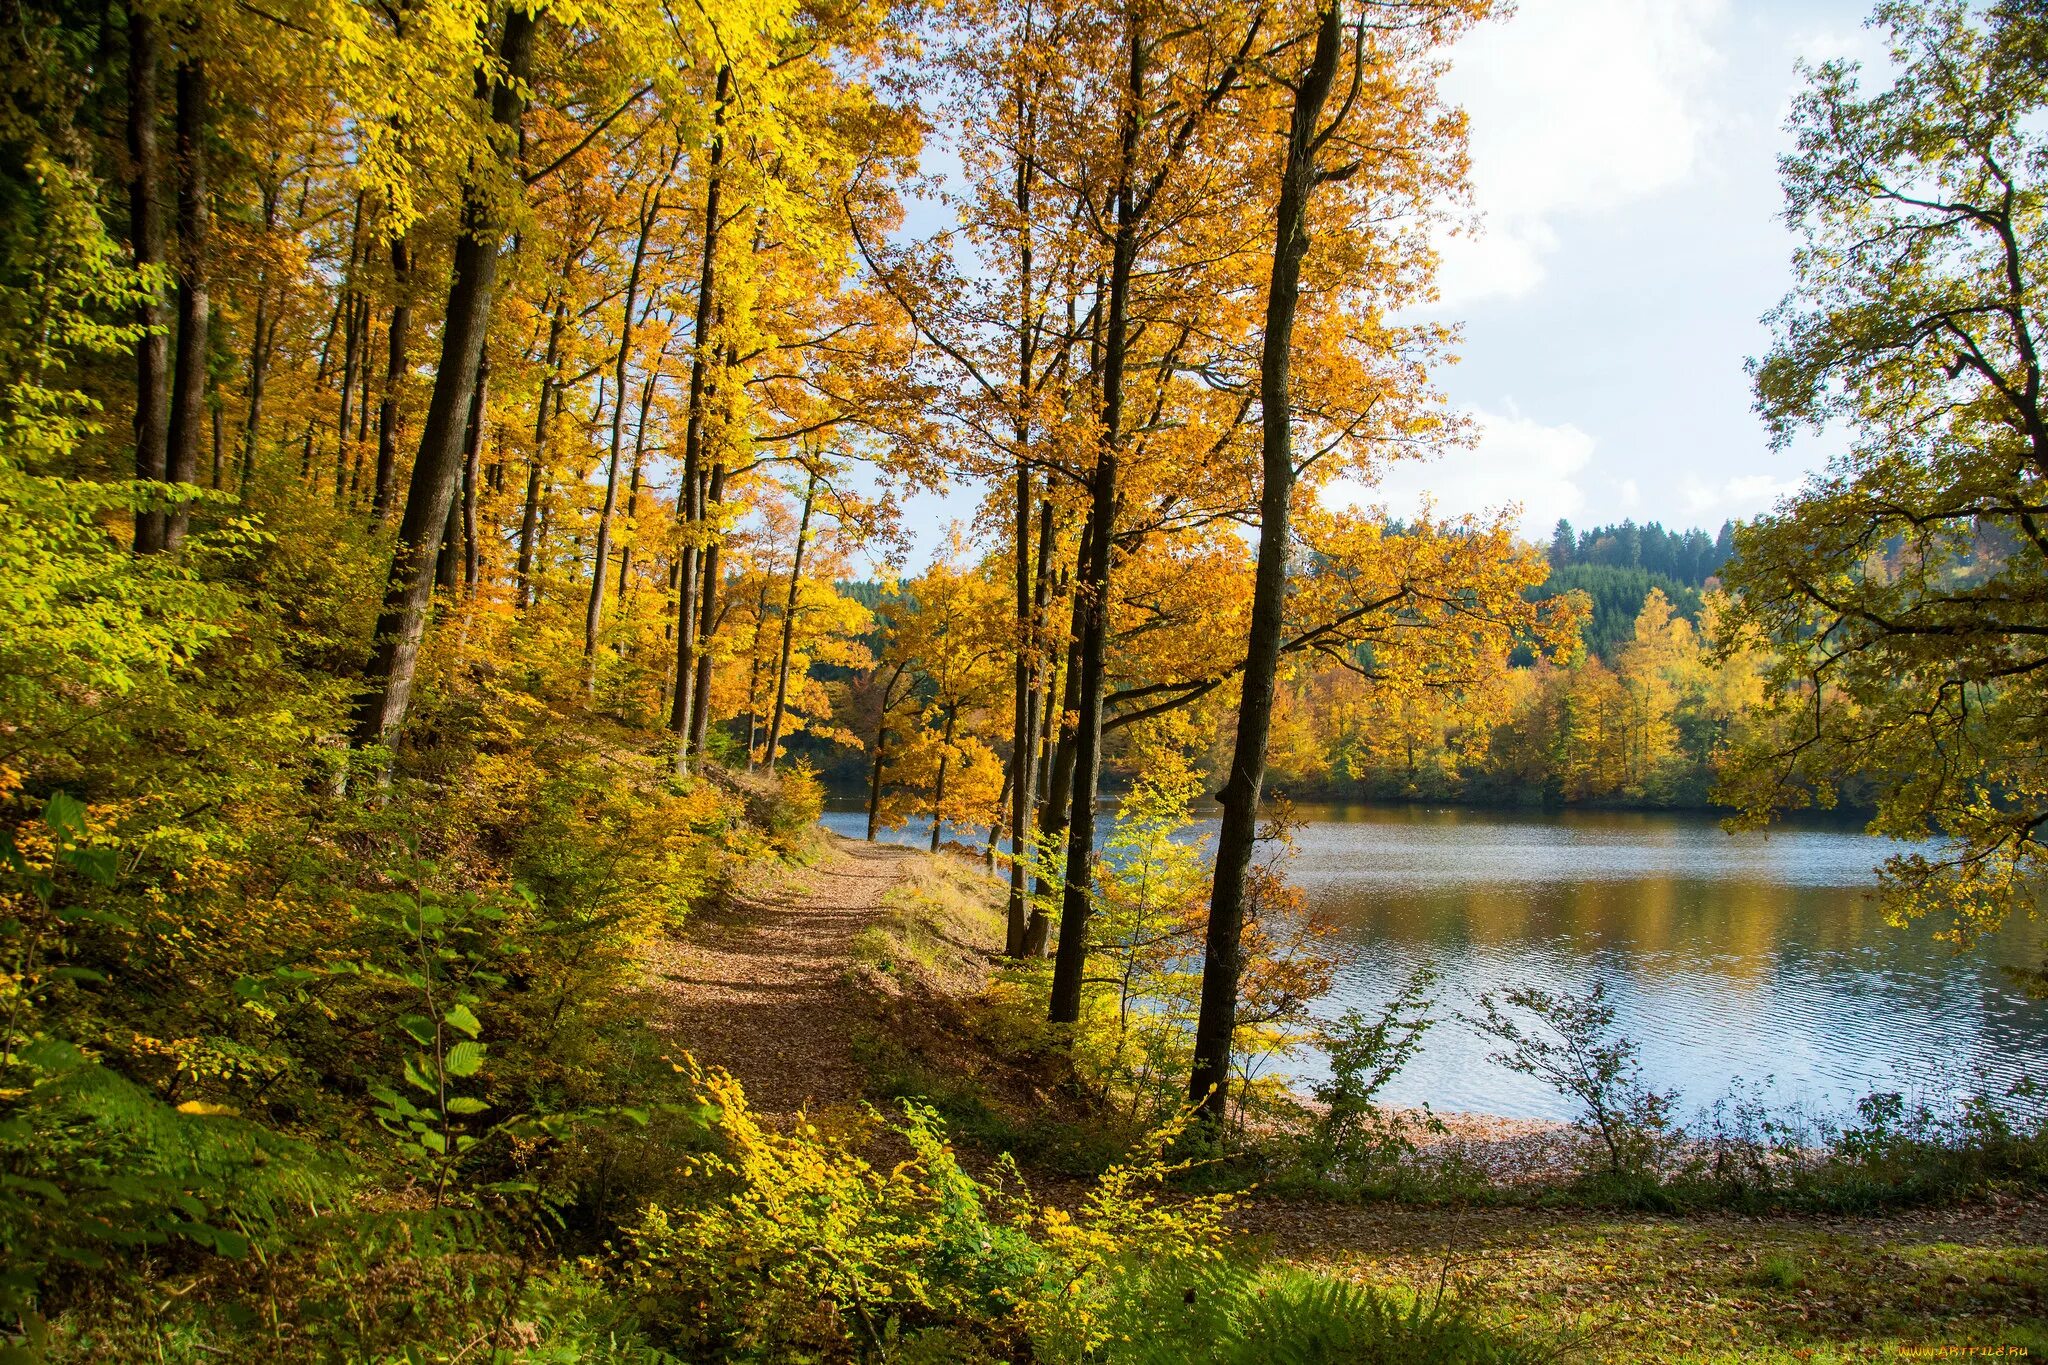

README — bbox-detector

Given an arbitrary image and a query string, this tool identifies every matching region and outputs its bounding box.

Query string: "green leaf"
[402,1056,436,1094]
[60,846,117,887]
[444,1003,481,1038]
[444,1041,486,1078]
[42,791,86,837]
[398,1014,436,1046]
[177,1223,249,1258]
[445,1096,490,1115]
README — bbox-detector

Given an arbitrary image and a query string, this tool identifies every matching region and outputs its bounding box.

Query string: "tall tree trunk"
[670,532,700,766]
[1006,117,1040,955]
[865,666,902,841]
[373,235,411,522]
[127,1,169,553]
[763,470,817,773]
[1187,0,1344,1123]
[352,7,536,750]
[618,365,659,604]
[585,190,659,670]
[299,280,345,479]
[1025,522,1087,958]
[516,296,566,608]
[356,316,376,446]
[334,202,365,505]
[237,174,279,499]
[348,307,376,503]
[1031,501,1059,804]
[1048,21,1142,1023]
[930,706,958,853]
[461,355,485,594]
[435,361,485,593]
[742,576,772,767]
[687,459,728,759]
[669,65,731,768]
[163,50,208,550]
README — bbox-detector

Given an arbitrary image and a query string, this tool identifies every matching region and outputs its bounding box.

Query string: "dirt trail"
[643,834,915,1122]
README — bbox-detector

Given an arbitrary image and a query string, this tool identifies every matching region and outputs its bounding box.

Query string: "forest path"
[642,834,914,1124]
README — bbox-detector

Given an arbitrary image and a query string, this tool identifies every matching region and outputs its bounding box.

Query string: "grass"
[844,852,1007,994]
[1283,1205,2048,1364]
[840,849,1147,1177]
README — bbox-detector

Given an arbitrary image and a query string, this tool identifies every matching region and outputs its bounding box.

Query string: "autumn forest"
[4,0,2046,1357]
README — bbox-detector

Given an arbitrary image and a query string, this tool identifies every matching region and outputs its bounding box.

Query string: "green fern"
[0,1039,342,1317]
[1082,1260,1549,1365]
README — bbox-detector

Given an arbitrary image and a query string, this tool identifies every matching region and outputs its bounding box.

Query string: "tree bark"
[669,65,731,767]
[163,50,208,550]
[585,190,658,670]
[1048,16,1143,1024]
[1025,519,1087,958]
[373,235,411,522]
[618,366,658,604]
[127,1,169,553]
[1031,499,1059,803]
[1004,31,1043,951]
[435,482,460,590]
[1187,0,1344,1123]
[516,296,566,608]
[763,469,817,772]
[461,356,485,594]
[670,529,700,767]
[352,7,536,750]
[334,200,365,505]
[930,706,958,852]
[237,174,279,500]
[298,279,345,479]
[742,576,773,767]
[687,459,728,758]
[865,663,904,840]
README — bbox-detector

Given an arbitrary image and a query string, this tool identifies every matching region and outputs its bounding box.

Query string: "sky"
[1357,0,1885,539]
[881,0,1890,565]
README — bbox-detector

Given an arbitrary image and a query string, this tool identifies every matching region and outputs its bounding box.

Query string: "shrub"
[1297,966,1443,1185]
[1036,1258,1548,1365]
[764,761,825,851]
[1466,980,1677,1180]
[624,1064,1042,1359]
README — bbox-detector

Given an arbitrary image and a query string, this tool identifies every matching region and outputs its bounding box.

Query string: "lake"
[819,802,2048,1121]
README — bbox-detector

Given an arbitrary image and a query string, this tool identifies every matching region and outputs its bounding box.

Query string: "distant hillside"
[1530,563,1704,661]
[1546,517,1734,587]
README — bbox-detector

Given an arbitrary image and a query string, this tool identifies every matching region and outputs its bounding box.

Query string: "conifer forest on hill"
[1,0,2046,1359]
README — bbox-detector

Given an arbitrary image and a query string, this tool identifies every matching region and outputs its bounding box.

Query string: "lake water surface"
[820,802,2048,1120]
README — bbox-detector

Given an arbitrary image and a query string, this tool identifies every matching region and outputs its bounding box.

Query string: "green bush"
[1466,980,1678,1180]
[1038,1259,1548,1365]
[624,1066,1043,1359]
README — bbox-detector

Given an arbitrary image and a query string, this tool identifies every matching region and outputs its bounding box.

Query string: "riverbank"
[660,836,2046,1362]
[819,778,1885,824]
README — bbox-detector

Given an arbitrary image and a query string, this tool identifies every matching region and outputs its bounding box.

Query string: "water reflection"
[820,802,2048,1120]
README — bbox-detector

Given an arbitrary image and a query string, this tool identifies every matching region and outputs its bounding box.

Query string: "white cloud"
[1436,0,1728,306]
[1334,407,1594,535]
[1679,471,1803,522]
